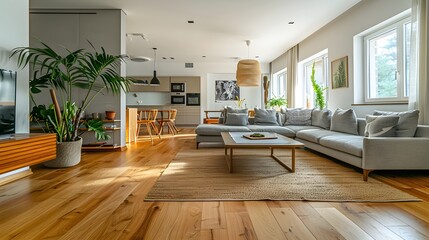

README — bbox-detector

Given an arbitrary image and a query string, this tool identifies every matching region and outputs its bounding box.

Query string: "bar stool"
[157,109,178,135]
[136,109,160,144]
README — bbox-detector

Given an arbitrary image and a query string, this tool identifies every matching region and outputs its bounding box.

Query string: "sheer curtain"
[409,0,429,124]
[286,45,299,107]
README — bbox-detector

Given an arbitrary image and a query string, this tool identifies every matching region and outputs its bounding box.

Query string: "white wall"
[0,0,29,134]
[126,61,269,121]
[272,0,411,117]
[0,0,29,178]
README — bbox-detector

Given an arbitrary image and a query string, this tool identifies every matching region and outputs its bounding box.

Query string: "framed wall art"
[215,80,240,101]
[331,56,348,89]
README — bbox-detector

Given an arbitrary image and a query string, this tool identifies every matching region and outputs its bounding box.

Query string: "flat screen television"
[0,69,16,137]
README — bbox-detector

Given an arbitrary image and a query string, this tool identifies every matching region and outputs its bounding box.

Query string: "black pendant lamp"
[150,47,161,86]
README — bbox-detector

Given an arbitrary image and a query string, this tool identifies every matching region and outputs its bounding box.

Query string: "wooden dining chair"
[136,109,160,144]
[157,109,178,135]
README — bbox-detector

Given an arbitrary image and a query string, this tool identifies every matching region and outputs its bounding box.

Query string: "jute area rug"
[145,147,419,202]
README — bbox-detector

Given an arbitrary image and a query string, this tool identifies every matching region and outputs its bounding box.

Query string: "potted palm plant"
[11,42,130,167]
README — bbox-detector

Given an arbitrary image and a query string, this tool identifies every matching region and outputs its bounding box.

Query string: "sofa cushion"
[225,113,248,126]
[286,125,321,133]
[311,109,331,129]
[247,125,295,138]
[195,124,251,136]
[330,108,358,135]
[319,135,364,157]
[284,108,312,126]
[364,115,399,137]
[373,110,419,137]
[278,109,286,125]
[296,129,345,144]
[223,107,248,123]
[254,108,279,126]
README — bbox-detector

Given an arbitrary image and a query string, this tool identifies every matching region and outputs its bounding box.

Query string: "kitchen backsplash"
[126,92,171,106]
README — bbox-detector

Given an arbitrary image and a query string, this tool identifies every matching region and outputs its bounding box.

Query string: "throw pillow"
[223,106,248,124]
[284,108,312,126]
[311,109,332,129]
[225,113,248,126]
[364,115,400,137]
[280,108,301,125]
[373,110,419,137]
[330,108,358,135]
[254,108,279,126]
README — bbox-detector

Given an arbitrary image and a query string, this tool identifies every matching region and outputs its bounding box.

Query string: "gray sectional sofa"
[195,108,429,181]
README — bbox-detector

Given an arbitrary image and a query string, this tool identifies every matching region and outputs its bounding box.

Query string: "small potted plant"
[235,96,246,108]
[266,95,287,110]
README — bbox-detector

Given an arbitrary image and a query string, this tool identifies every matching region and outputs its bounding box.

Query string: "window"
[301,51,328,109]
[271,68,287,99]
[364,17,411,102]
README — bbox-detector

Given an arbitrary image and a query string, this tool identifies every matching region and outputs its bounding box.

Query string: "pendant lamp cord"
[153,48,157,70]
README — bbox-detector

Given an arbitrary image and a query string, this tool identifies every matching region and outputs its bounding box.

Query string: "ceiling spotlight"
[187,20,194,24]
[288,22,295,25]
[202,56,206,58]
[170,57,175,60]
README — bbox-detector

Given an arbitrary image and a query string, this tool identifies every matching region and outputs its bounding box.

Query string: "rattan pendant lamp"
[236,40,261,86]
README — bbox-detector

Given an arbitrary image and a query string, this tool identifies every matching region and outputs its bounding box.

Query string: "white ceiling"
[30,0,361,63]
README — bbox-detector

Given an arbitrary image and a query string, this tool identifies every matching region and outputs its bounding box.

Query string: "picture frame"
[331,56,348,89]
[215,80,240,101]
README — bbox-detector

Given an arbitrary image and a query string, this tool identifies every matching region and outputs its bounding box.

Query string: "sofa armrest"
[363,137,429,170]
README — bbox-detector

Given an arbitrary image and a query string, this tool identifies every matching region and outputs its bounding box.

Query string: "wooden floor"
[0,128,428,240]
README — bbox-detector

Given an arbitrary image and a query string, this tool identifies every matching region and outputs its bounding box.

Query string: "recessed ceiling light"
[162,57,167,60]
[255,56,259,59]
[170,57,175,60]
[288,22,295,25]
[187,20,194,24]
[202,56,206,58]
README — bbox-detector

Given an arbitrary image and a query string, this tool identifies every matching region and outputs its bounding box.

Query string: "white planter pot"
[44,138,83,168]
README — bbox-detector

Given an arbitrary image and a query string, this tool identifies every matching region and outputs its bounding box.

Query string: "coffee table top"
[221,132,304,147]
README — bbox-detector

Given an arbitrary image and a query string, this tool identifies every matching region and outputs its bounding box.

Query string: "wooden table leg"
[225,147,234,173]
[291,148,296,172]
[229,148,233,173]
[271,147,295,173]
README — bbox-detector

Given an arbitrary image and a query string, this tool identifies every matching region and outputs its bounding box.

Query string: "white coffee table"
[221,132,304,173]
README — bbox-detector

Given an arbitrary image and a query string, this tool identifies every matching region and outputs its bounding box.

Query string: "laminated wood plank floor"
[0,128,428,240]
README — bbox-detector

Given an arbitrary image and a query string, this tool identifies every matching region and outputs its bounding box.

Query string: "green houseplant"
[266,95,287,110]
[11,42,130,167]
[310,62,327,110]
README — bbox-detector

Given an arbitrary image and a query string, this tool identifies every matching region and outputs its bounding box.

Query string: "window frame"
[363,16,411,103]
[301,51,329,109]
[271,68,287,99]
